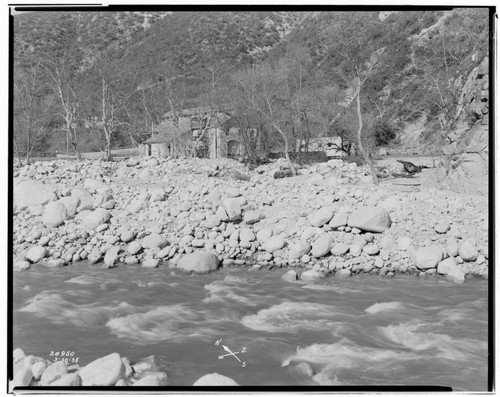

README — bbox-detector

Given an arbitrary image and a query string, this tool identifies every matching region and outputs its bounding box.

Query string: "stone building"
[141,106,261,159]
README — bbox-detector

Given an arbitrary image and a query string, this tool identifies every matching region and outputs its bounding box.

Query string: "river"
[13,262,488,390]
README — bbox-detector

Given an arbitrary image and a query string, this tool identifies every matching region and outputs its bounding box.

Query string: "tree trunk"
[356,92,379,185]
[14,137,23,166]
[283,138,297,175]
[103,126,113,161]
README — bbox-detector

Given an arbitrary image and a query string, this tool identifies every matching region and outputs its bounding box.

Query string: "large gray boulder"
[413,246,443,270]
[26,246,47,263]
[84,208,110,228]
[78,353,125,386]
[222,198,242,221]
[14,179,57,212]
[193,373,239,386]
[262,236,286,254]
[177,251,220,274]
[288,240,311,260]
[311,233,333,258]
[347,206,392,233]
[308,207,335,227]
[42,201,68,228]
[142,233,168,249]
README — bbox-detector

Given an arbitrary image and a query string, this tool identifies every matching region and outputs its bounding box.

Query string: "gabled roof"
[142,135,167,144]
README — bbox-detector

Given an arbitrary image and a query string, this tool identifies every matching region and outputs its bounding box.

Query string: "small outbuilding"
[138,135,168,158]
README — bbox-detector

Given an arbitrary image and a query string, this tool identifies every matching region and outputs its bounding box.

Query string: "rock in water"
[437,257,458,275]
[193,373,239,386]
[78,352,125,386]
[282,270,298,282]
[43,201,68,228]
[347,206,391,233]
[300,270,326,281]
[177,251,220,274]
[104,246,121,268]
[26,246,46,263]
[413,246,443,270]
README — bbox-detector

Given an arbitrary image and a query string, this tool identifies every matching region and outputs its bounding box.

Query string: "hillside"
[13,8,491,194]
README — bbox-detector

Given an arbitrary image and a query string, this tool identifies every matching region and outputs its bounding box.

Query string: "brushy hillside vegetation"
[13,8,490,162]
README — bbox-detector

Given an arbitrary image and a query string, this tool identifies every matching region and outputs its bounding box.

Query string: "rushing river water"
[13,262,488,390]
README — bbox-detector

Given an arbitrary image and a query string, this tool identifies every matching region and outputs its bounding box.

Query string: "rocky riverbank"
[11,347,239,387]
[13,156,489,283]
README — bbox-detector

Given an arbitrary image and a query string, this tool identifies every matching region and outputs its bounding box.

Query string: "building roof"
[142,135,167,144]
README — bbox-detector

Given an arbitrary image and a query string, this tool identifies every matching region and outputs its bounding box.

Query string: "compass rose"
[215,338,247,367]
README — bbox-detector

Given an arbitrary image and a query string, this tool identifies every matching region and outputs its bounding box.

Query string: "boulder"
[308,207,335,227]
[335,269,351,277]
[94,191,114,207]
[133,372,168,386]
[437,257,458,275]
[14,261,31,272]
[288,240,311,260]
[282,270,298,282]
[262,236,286,254]
[59,196,81,217]
[142,258,160,268]
[127,241,142,255]
[126,200,148,214]
[239,228,256,242]
[104,246,121,268]
[413,246,443,270]
[14,179,57,211]
[72,188,94,212]
[142,233,168,249]
[78,353,125,386]
[26,246,46,263]
[193,373,239,386]
[177,251,220,274]
[459,241,479,261]
[311,234,333,258]
[40,362,67,386]
[84,178,108,193]
[446,267,465,284]
[329,212,348,229]
[331,243,349,256]
[222,198,242,221]
[300,270,326,281]
[243,210,264,224]
[347,206,391,233]
[84,208,110,228]
[11,367,33,388]
[49,373,82,386]
[42,201,68,228]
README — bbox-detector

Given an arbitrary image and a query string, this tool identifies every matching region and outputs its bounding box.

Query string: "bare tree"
[93,51,125,161]
[41,59,83,160]
[322,12,387,184]
[13,62,54,165]
[232,61,300,174]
